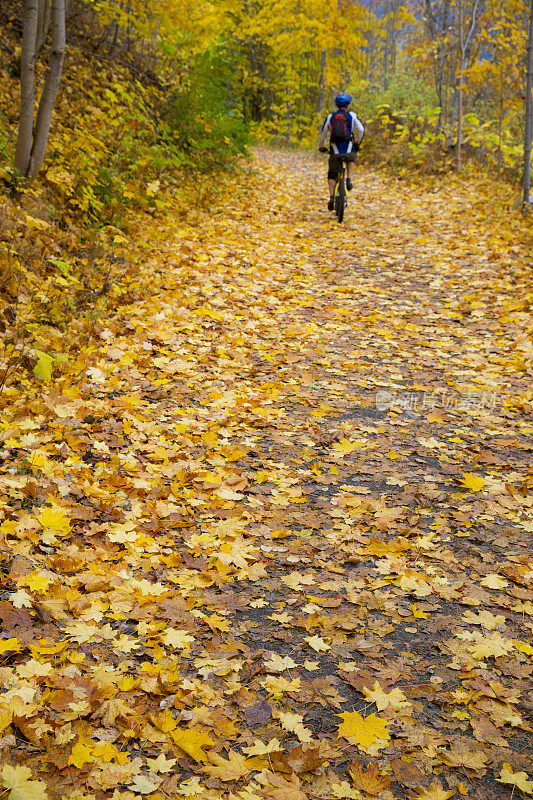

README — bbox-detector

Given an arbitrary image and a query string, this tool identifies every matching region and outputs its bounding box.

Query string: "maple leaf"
[16,659,52,678]
[459,473,486,491]
[174,777,205,796]
[202,612,231,633]
[1,765,49,800]
[68,740,94,768]
[242,738,282,756]
[17,573,50,594]
[0,708,13,733]
[336,711,390,748]
[462,609,505,629]
[406,784,455,800]
[348,762,391,795]
[426,411,446,423]
[513,639,533,656]
[276,711,313,743]
[470,717,508,746]
[38,507,70,537]
[150,707,177,733]
[304,635,330,652]
[146,753,177,772]
[398,571,432,597]
[330,780,360,799]
[92,741,128,765]
[117,675,138,691]
[10,590,32,609]
[280,743,324,774]
[467,633,513,660]
[362,682,410,711]
[332,438,359,455]
[437,745,487,773]
[270,612,292,624]
[411,604,429,619]
[3,117,533,800]
[86,367,106,383]
[128,775,161,794]
[204,750,251,781]
[112,634,139,653]
[497,764,533,794]
[276,711,303,731]
[64,621,98,643]
[264,653,298,672]
[0,638,22,655]
[162,628,194,649]
[33,350,54,382]
[171,726,214,762]
[281,572,314,590]
[263,675,301,699]
[260,771,307,800]
[479,573,508,589]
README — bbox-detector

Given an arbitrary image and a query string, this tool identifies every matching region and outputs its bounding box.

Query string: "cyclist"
[319,93,364,211]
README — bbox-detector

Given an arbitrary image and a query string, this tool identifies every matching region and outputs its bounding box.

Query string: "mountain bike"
[333,163,347,223]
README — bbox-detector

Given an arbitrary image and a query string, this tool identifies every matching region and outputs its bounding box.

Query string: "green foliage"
[0,114,10,170]
[358,73,440,121]
[354,75,445,174]
[33,349,54,382]
[42,71,193,227]
[32,49,249,228]
[166,49,250,171]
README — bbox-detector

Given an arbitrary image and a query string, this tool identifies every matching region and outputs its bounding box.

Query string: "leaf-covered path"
[1,150,532,800]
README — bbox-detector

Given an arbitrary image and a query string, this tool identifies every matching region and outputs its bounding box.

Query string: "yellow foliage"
[337,711,391,748]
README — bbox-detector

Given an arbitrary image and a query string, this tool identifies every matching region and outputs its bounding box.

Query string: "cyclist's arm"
[318,115,331,149]
[351,112,365,144]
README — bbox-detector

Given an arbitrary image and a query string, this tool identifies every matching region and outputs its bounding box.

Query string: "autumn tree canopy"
[0,2,532,800]
[5,0,533,190]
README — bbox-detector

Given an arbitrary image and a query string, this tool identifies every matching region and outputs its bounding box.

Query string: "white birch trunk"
[14,0,40,177]
[523,0,533,205]
[27,0,66,181]
[13,0,65,182]
[456,0,464,172]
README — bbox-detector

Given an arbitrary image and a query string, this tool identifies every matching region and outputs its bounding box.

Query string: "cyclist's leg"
[346,161,354,183]
[327,155,341,209]
[345,155,355,190]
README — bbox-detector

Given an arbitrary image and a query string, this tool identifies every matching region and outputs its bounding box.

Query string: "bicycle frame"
[333,162,347,223]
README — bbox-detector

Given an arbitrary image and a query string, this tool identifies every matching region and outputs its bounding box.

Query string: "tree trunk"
[383,0,390,88]
[523,0,533,205]
[383,0,396,89]
[317,50,326,115]
[14,0,40,177]
[27,0,66,181]
[497,85,503,179]
[456,0,464,172]
[36,0,51,54]
[14,0,66,183]
[424,0,451,132]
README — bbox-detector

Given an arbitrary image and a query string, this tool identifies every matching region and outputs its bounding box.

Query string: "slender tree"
[14,0,66,182]
[456,0,464,170]
[524,0,533,205]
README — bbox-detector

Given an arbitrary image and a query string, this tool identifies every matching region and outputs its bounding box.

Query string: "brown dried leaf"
[347,762,392,795]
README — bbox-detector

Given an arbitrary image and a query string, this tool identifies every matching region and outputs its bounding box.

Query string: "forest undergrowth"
[0,149,532,800]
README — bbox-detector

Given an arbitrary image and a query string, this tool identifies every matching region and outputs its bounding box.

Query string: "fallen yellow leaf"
[497,763,533,794]
[336,710,390,748]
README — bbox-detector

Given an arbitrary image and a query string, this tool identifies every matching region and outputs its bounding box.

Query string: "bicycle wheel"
[336,176,345,223]
[334,183,341,219]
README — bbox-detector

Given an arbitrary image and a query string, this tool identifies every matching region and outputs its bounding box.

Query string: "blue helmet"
[335,93,352,108]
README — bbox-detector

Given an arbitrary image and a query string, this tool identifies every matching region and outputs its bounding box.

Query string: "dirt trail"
[1,149,532,799]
